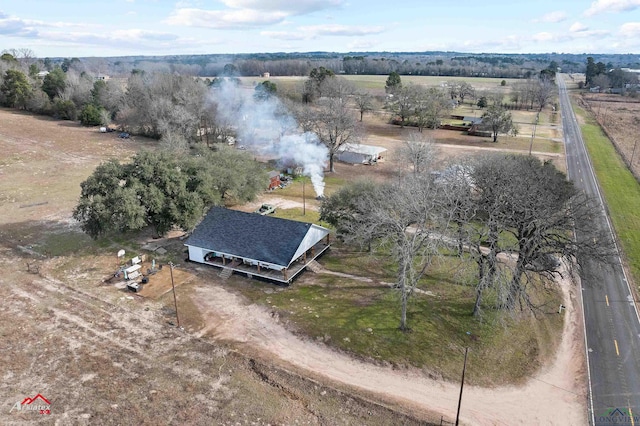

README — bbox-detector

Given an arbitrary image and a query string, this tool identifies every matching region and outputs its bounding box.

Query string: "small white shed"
[337,144,387,165]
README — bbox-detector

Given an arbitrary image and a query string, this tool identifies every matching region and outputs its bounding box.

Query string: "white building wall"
[337,151,369,164]
[187,245,205,263]
[290,225,329,265]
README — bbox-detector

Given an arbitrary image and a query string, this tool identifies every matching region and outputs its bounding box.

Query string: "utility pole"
[455,347,469,426]
[528,112,539,156]
[169,262,180,328]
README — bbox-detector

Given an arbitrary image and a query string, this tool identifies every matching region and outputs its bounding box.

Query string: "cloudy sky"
[1,0,639,57]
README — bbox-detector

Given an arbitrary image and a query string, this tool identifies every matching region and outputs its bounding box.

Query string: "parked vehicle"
[254,204,276,215]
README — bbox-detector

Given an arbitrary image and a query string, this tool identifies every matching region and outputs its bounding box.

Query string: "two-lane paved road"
[559,74,640,425]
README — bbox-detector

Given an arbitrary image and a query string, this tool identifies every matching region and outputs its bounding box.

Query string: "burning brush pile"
[210,81,328,198]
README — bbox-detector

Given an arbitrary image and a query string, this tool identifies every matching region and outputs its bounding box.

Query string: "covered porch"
[202,241,330,284]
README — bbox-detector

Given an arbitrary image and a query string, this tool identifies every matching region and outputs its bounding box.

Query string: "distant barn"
[184,207,330,284]
[337,143,387,165]
[268,170,281,190]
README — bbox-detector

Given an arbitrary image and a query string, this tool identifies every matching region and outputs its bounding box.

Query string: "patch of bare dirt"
[1,253,429,425]
[239,197,316,212]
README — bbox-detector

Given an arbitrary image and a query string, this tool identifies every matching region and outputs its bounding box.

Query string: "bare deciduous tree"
[323,175,444,330]
[440,154,615,315]
[395,132,438,175]
[302,96,360,172]
[321,76,355,100]
[532,78,556,112]
[481,104,514,142]
[385,83,417,127]
[413,86,451,132]
[322,142,443,330]
[119,72,207,142]
[353,91,375,121]
[591,74,610,91]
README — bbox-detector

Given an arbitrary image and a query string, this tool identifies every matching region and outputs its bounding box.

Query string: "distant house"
[468,118,493,138]
[184,207,331,284]
[95,74,110,81]
[463,116,483,125]
[36,71,49,78]
[337,143,387,165]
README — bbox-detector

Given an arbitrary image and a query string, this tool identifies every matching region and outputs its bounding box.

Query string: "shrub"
[79,104,104,126]
[53,99,78,121]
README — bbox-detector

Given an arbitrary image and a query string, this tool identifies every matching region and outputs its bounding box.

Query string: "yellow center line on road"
[606,294,610,306]
[614,339,620,356]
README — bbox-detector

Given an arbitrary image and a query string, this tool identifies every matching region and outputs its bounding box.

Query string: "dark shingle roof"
[185,207,313,267]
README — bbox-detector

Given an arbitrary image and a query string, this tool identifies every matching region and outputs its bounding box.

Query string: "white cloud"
[532,32,555,42]
[298,24,385,36]
[220,0,344,14]
[347,39,377,50]
[165,8,288,29]
[48,28,181,46]
[584,0,640,16]
[531,27,609,44]
[262,24,385,41]
[260,30,308,41]
[619,22,640,37]
[537,11,568,23]
[570,22,589,32]
[166,0,345,30]
[0,15,39,37]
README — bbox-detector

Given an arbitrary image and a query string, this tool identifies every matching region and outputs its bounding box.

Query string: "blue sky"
[1,0,640,57]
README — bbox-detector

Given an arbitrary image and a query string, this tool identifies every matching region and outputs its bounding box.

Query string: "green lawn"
[574,102,640,285]
[235,242,563,387]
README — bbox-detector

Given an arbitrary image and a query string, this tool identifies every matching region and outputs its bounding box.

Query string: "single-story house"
[337,143,387,165]
[184,207,331,284]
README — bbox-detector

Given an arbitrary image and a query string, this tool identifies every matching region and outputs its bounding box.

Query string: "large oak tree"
[74,147,267,238]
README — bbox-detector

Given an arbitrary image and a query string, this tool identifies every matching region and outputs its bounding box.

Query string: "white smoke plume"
[209,79,328,196]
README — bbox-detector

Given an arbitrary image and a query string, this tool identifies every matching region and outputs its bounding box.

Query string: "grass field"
[573,101,640,288]
[235,243,563,387]
[239,75,521,97]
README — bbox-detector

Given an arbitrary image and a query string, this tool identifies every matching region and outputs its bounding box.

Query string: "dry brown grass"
[580,92,640,178]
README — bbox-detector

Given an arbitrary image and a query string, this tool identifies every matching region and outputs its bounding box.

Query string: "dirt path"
[192,261,586,425]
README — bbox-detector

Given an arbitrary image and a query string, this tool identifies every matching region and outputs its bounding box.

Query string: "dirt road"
[193,262,587,425]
